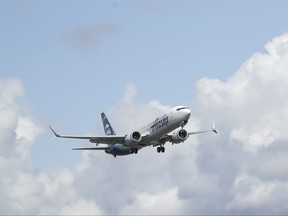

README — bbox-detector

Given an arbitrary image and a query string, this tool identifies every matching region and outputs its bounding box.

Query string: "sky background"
[1,0,288,215]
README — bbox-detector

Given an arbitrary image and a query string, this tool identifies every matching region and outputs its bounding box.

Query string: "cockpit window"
[176,107,188,111]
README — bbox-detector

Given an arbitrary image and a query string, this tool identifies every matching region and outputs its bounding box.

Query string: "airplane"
[49,106,217,157]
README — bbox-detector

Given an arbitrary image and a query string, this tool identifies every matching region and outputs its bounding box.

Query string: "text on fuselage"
[151,115,169,132]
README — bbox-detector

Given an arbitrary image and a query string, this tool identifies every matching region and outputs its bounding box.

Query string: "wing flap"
[89,136,125,144]
[72,147,110,150]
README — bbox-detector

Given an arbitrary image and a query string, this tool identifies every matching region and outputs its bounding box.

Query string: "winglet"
[212,121,218,134]
[49,126,60,137]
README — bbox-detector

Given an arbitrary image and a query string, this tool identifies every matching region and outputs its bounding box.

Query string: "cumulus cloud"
[0,78,25,157]
[2,32,288,215]
[120,188,183,215]
[193,32,288,214]
[0,78,103,215]
[196,33,288,153]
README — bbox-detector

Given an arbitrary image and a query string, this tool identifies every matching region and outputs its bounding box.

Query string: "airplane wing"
[189,121,217,135]
[188,129,217,135]
[49,126,126,144]
[72,147,110,150]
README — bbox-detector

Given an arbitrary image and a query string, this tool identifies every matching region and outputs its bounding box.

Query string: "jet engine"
[124,131,142,145]
[171,129,189,144]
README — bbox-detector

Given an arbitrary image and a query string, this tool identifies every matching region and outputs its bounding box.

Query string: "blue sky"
[2,1,287,126]
[1,0,286,106]
[2,0,288,111]
[2,0,288,214]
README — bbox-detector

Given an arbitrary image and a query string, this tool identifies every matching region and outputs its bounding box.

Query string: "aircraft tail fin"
[101,112,116,135]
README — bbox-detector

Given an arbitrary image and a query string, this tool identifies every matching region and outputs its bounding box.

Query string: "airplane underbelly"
[107,144,131,156]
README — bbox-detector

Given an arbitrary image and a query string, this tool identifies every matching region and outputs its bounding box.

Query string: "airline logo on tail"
[101,112,116,135]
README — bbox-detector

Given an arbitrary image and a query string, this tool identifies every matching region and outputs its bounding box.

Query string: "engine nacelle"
[171,129,189,144]
[124,131,142,146]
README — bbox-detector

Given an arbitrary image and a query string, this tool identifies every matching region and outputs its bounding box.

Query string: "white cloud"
[0,78,24,106]
[0,78,103,215]
[16,117,43,143]
[0,78,23,157]
[15,117,44,159]
[226,173,274,210]
[230,126,281,153]
[196,33,288,153]
[192,32,288,214]
[120,188,183,215]
[58,198,103,215]
[225,173,288,214]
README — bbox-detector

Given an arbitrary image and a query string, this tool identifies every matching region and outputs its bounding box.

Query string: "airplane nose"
[183,109,191,119]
